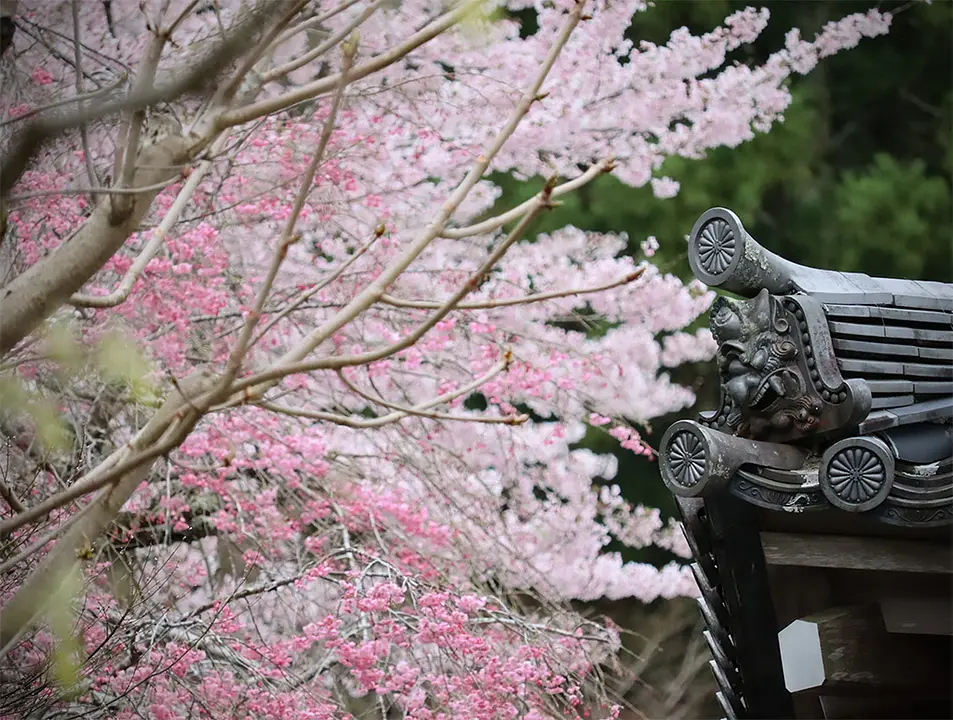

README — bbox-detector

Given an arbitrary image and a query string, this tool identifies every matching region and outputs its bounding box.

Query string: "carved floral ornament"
[696,217,737,277]
[819,436,895,512]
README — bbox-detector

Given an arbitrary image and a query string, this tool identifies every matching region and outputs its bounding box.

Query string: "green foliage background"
[497,0,952,566]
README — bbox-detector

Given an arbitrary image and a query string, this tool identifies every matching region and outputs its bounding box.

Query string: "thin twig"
[0,399,199,537]
[257,355,525,427]
[249,227,383,346]
[0,499,98,575]
[0,72,127,129]
[0,1,277,200]
[216,4,473,128]
[441,158,614,239]
[379,267,645,310]
[110,29,168,221]
[271,0,364,49]
[71,0,100,198]
[0,478,25,514]
[7,177,180,202]
[262,0,383,83]
[259,401,526,428]
[212,0,310,106]
[227,193,551,398]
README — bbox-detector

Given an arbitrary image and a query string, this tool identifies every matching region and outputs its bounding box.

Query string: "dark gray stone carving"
[687,207,953,309]
[878,504,953,527]
[663,207,953,527]
[696,215,738,277]
[689,208,795,296]
[730,474,826,512]
[659,420,806,497]
[700,289,871,442]
[819,436,895,512]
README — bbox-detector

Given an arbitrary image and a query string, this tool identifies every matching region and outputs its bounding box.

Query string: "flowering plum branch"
[0,0,894,715]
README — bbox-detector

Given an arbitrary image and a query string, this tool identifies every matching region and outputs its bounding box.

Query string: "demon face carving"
[709,289,821,439]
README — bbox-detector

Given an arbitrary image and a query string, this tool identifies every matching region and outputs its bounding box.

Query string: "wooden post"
[706,494,794,719]
[778,604,951,695]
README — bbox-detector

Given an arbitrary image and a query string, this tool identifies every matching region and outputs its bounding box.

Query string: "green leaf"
[0,376,29,412]
[459,0,504,44]
[0,377,72,453]
[95,331,156,401]
[47,563,84,691]
[44,321,84,377]
[28,395,72,453]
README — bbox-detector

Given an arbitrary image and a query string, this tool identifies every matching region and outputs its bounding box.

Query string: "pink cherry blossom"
[30,66,54,85]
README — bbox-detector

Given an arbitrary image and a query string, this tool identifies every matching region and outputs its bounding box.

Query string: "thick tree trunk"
[0,134,193,355]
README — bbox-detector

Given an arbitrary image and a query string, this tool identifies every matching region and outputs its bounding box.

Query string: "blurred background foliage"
[494,0,952,567]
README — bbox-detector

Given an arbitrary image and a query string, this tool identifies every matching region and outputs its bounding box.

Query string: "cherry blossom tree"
[0,0,891,717]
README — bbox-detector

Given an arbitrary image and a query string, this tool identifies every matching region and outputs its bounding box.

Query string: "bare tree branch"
[68,133,229,308]
[271,0,364,50]
[110,30,169,222]
[220,38,358,390]
[0,477,25,514]
[380,267,645,310]
[226,190,553,399]
[262,0,383,84]
[0,133,194,355]
[71,0,100,198]
[441,159,614,239]
[233,0,586,401]
[214,3,473,128]
[258,355,525,428]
